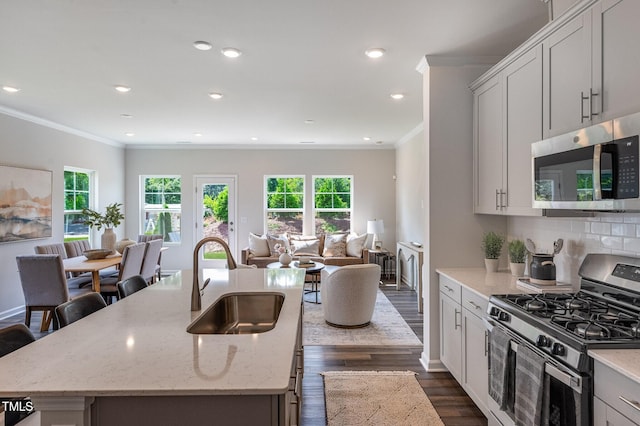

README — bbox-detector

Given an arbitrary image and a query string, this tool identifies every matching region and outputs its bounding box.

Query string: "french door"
[194,175,237,268]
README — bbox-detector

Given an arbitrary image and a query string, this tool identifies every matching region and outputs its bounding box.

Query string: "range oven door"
[485,320,591,426]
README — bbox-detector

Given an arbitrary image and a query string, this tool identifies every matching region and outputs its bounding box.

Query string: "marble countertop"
[437,267,640,386]
[0,268,306,397]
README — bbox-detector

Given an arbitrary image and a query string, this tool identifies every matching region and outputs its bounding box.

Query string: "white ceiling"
[0,0,548,148]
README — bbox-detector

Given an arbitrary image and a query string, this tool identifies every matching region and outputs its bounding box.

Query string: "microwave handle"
[593,144,602,200]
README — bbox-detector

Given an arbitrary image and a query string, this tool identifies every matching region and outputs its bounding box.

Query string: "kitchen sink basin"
[187,292,285,335]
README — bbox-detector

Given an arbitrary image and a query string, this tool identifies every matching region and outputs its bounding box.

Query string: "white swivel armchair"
[320,264,381,328]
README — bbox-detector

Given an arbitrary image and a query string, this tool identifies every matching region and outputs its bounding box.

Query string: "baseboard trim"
[420,352,447,372]
[0,305,25,321]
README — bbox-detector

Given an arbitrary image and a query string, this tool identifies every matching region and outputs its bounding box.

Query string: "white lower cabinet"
[594,359,640,426]
[439,275,490,418]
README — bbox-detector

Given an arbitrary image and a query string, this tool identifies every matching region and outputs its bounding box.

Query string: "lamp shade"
[367,219,384,235]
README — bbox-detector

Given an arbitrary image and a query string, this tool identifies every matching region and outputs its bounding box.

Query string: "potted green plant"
[82,203,125,253]
[481,231,504,272]
[508,239,527,277]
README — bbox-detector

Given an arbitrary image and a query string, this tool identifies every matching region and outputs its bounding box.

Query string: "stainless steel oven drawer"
[594,360,640,425]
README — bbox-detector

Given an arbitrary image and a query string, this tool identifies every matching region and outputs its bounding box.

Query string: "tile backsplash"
[508,213,640,284]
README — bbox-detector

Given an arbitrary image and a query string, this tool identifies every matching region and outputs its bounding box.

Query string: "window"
[265,176,304,234]
[64,169,92,242]
[141,176,182,243]
[313,176,352,234]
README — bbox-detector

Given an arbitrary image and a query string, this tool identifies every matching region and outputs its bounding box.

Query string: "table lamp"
[367,219,384,249]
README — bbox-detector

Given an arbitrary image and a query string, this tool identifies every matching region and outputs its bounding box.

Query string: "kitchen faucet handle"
[200,278,211,296]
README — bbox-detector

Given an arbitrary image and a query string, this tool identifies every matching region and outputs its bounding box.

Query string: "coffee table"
[267,261,325,303]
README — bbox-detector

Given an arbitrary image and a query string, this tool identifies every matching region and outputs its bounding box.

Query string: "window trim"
[140,175,182,245]
[264,175,305,234]
[312,175,353,234]
[63,167,94,243]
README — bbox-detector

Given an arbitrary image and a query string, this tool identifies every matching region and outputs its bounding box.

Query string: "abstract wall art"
[0,165,52,243]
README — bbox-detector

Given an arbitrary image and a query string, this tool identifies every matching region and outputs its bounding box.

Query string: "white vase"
[484,258,499,273]
[509,262,525,277]
[101,228,117,254]
[279,253,292,267]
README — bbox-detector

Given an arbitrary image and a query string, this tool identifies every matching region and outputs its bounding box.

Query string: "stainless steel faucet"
[192,237,237,311]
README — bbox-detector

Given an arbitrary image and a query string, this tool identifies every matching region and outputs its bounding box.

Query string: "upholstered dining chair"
[63,240,92,258]
[320,263,381,328]
[55,292,107,328]
[137,234,164,280]
[0,323,36,424]
[140,239,163,284]
[16,254,70,331]
[34,243,67,258]
[117,275,148,299]
[35,242,94,288]
[99,242,146,304]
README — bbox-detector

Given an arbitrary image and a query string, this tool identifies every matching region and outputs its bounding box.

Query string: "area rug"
[322,371,444,426]
[303,290,421,346]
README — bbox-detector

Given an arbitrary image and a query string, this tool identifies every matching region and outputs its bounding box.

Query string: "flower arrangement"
[274,243,289,255]
[82,202,124,231]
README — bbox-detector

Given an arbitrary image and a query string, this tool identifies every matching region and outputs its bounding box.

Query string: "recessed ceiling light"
[304,119,315,125]
[193,133,203,137]
[193,41,212,51]
[221,47,242,58]
[375,140,384,145]
[365,48,386,59]
[363,137,371,141]
[2,85,20,93]
[300,141,315,144]
[390,93,404,100]
[209,92,223,99]
[125,132,135,137]
[251,137,259,141]
[120,114,133,118]
[176,141,192,144]
[114,85,131,93]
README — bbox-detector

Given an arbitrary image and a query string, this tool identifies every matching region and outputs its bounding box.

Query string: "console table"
[396,242,424,313]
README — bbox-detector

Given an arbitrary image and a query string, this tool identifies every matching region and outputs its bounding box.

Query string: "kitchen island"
[0,268,306,426]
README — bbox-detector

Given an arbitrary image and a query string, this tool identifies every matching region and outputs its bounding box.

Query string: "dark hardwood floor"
[0,279,487,425]
[301,281,487,425]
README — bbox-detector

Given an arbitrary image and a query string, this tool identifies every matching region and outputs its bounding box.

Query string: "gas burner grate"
[551,312,640,340]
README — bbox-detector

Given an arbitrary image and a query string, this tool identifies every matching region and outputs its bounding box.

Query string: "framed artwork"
[0,165,52,243]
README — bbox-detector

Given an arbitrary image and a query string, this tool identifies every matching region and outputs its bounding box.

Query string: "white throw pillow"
[346,233,367,258]
[323,233,347,257]
[291,238,320,255]
[248,233,270,257]
[267,234,290,255]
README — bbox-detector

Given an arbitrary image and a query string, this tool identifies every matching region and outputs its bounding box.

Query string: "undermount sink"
[187,292,285,335]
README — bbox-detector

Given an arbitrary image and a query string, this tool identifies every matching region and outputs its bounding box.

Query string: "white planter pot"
[509,262,526,277]
[279,253,292,266]
[484,258,499,273]
[101,228,117,254]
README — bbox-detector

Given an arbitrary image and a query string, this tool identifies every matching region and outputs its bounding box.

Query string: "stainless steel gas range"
[485,253,640,426]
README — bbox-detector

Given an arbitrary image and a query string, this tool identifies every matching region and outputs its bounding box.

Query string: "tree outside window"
[142,176,181,243]
[64,169,91,242]
[265,176,304,234]
[314,176,352,235]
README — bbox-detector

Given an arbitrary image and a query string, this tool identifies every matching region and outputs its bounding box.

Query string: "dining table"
[63,255,122,293]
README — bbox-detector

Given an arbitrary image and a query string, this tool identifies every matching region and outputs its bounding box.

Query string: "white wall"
[0,112,125,317]
[125,147,396,271]
[420,60,507,371]
[395,126,425,245]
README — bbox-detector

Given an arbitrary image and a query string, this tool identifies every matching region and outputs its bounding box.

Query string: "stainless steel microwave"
[532,112,640,211]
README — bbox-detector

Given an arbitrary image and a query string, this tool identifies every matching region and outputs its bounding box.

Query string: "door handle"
[589,88,599,117]
[581,91,590,123]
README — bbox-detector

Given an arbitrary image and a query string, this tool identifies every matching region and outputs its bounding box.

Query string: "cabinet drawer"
[439,275,461,303]
[462,288,488,318]
[594,361,640,425]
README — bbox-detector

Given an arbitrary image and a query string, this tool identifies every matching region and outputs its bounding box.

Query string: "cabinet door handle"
[495,189,500,210]
[590,88,599,117]
[444,285,453,292]
[619,395,640,412]
[454,308,461,330]
[468,300,482,310]
[500,190,507,209]
[580,91,590,123]
[484,330,489,356]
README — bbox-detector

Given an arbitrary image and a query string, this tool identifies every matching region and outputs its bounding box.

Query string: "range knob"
[536,335,551,348]
[498,311,510,322]
[552,343,566,356]
[489,307,500,317]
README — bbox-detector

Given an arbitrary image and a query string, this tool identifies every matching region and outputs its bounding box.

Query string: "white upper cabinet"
[592,0,640,121]
[542,10,592,137]
[543,0,640,137]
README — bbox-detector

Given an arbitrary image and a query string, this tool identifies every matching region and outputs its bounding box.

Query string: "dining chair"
[140,239,163,284]
[34,243,67,258]
[117,275,148,299]
[63,240,92,258]
[55,292,107,327]
[0,323,36,424]
[99,242,146,304]
[137,234,164,280]
[35,243,95,288]
[16,255,70,331]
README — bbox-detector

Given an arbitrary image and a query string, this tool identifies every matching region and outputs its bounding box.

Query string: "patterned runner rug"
[303,289,421,346]
[322,371,444,426]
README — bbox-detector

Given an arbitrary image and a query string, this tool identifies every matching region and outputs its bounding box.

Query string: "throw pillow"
[267,234,290,256]
[323,233,347,257]
[290,238,320,255]
[248,233,270,257]
[346,233,367,258]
